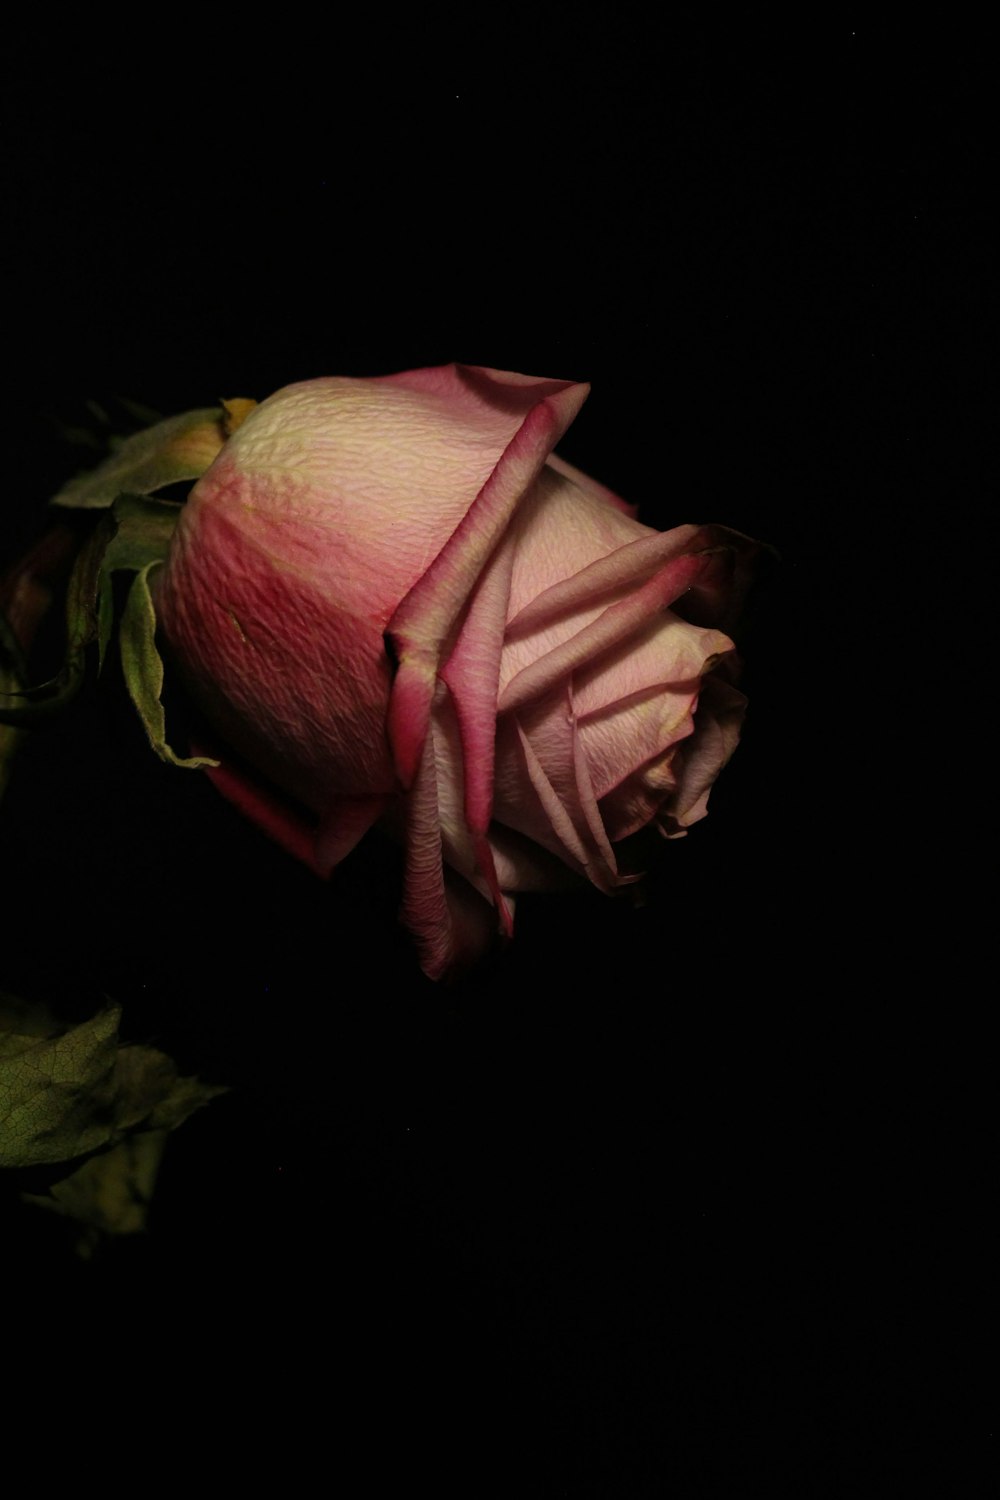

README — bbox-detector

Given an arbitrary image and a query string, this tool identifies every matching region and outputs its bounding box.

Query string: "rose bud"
[152,365,755,979]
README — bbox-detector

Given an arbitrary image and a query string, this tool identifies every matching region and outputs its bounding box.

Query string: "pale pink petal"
[512,713,601,881]
[569,613,735,801]
[598,745,684,843]
[487,822,583,893]
[492,688,624,893]
[498,550,716,716]
[661,677,747,832]
[545,450,638,517]
[577,683,698,800]
[569,680,620,877]
[571,612,733,719]
[505,524,706,639]
[504,463,653,626]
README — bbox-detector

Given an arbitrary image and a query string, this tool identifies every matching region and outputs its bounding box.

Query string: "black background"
[1,20,990,1494]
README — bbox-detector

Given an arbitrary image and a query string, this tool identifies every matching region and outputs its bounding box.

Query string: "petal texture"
[152,365,754,978]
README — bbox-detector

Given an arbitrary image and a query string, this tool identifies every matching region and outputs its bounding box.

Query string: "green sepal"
[50,407,227,510]
[0,514,115,722]
[99,492,185,665]
[0,633,25,801]
[102,491,184,574]
[119,561,218,769]
[0,493,185,725]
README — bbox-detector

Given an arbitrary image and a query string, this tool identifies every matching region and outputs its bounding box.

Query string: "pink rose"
[153,364,754,978]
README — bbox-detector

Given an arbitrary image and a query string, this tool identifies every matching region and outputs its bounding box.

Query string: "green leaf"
[0,1001,121,1168]
[0,640,24,803]
[22,1130,172,1249]
[1,993,227,1245]
[113,1042,228,1133]
[50,407,227,510]
[119,562,218,769]
[103,492,183,574]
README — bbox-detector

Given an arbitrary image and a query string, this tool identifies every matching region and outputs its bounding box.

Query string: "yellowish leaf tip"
[221,398,257,436]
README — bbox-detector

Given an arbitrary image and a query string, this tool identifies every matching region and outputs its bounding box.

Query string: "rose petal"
[400,684,500,980]
[156,506,397,803]
[597,744,685,843]
[492,686,633,894]
[545,450,638,517]
[438,528,518,932]
[315,795,391,876]
[661,675,747,830]
[386,373,589,789]
[572,612,735,798]
[498,550,717,715]
[505,523,706,640]
[577,683,698,801]
[189,737,326,876]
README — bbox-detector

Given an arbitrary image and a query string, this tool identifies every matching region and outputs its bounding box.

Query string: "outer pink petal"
[315,795,392,876]
[155,504,397,805]
[386,376,589,790]
[400,688,498,981]
[198,369,547,622]
[189,736,326,876]
[438,527,518,933]
[189,733,390,879]
[399,705,458,979]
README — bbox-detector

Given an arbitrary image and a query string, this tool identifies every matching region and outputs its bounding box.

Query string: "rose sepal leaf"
[0,492,187,726]
[0,514,114,721]
[98,492,186,664]
[50,407,228,510]
[119,560,218,769]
